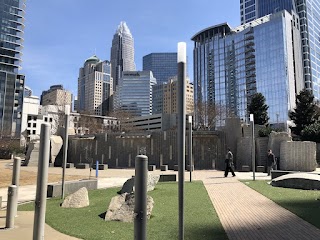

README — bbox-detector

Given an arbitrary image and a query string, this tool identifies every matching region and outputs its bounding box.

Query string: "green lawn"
[19,181,227,240]
[243,180,320,229]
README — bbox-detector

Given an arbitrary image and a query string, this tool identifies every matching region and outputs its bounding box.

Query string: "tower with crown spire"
[110,21,136,91]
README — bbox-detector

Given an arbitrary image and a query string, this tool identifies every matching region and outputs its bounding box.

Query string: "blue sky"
[22,0,240,97]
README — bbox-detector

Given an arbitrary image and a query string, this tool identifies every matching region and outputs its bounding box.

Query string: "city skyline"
[21,0,239,97]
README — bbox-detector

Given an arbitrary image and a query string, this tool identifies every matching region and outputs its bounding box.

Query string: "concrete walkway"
[1,168,320,239]
[196,170,320,240]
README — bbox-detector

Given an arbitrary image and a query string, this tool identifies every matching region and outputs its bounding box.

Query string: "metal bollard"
[5,185,17,229]
[12,157,21,217]
[134,155,148,240]
[96,160,99,178]
[33,123,51,240]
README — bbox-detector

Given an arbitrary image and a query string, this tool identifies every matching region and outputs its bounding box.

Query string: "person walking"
[267,149,276,176]
[224,148,236,177]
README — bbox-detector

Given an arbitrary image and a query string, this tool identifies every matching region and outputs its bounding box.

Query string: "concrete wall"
[255,137,268,166]
[268,131,292,159]
[66,130,225,170]
[280,141,317,172]
[317,143,320,166]
[236,137,252,169]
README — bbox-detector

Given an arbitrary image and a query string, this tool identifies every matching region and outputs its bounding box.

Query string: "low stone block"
[186,165,194,171]
[160,165,168,171]
[242,165,250,172]
[92,164,108,170]
[159,174,176,182]
[66,163,74,168]
[47,179,97,198]
[76,163,90,169]
[257,166,265,172]
[148,165,156,171]
[49,163,55,167]
[174,165,179,171]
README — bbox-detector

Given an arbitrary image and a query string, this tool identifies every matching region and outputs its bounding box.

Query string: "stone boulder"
[268,131,292,159]
[117,174,160,194]
[50,135,63,164]
[105,193,154,222]
[61,187,89,208]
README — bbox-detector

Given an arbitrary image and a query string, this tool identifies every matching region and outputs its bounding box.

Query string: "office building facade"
[40,85,72,107]
[78,55,113,116]
[110,21,136,91]
[114,71,156,116]
[240,0,320,101]
[192,11,303,128]
[143,53,177,85]
[0,0,26,136]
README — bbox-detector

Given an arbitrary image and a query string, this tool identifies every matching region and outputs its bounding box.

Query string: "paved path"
[196,171,320,240]
[1,167,320,239]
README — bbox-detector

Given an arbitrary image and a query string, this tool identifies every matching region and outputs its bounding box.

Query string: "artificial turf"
[19,181,228,240]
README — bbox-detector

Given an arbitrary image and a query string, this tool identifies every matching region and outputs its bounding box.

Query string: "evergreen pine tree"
[248,93,269,125]
[289,89,319,136]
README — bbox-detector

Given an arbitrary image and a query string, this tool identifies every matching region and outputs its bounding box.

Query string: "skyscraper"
[110,22,136,91]
[78,55,113,116]
[192,11,303,128]
[143,53,178,85]
[240,0,320,101]
[0,0,26,137]
[114,71,156,116]
[40,85,72,107]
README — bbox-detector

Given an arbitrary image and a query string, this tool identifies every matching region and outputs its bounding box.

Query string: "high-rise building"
[110,22,136,91]
[152,77,194,115]
[192,11,303,128]
[240,0,320,101]
[143,53,177,85]
[78,55,113,116]
[114,71,156,116]
[240,0,296,24]
[0,0,26,137]
[40,85,72,107]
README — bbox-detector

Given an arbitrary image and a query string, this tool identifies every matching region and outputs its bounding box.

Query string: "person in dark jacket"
[267,149,276,176]
[224,148,236,177]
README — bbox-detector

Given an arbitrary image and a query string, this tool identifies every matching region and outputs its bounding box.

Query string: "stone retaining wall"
[280,141,317,172]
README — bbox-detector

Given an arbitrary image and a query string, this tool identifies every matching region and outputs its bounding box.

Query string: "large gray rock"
[117,174,160,194]
[147,174,160,191]
[50,135,63,164]
[24,140,40,166]
[61,187,89,208]
[105,193,154,222]
[280,141,317,172]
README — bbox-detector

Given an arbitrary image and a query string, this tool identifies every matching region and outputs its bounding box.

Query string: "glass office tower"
[192,11,303,128]
[114,71,156,116]
[143,53,177,85]
[110,22,136,91]
[0,0,26,137]
[240,0,320,101]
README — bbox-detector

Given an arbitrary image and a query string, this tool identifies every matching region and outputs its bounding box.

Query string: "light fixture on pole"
[177,42,186,240]
[188,115,192,182]
[61,105,70,199]
[250,113,255,181]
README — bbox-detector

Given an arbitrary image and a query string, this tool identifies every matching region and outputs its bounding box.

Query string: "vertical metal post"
[96,160,99,178]
[250,114,255,181]
[12,157,21,217]
[177,42,186,240]
[33,123,51,240]
[5,185,17,229]
[61,105,70,199]
[188,116,192,182]
[134,155,148,240]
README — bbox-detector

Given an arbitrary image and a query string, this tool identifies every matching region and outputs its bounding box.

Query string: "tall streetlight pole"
[177,42,186,240]
[61,105,70,199]
[250,114,255,181]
